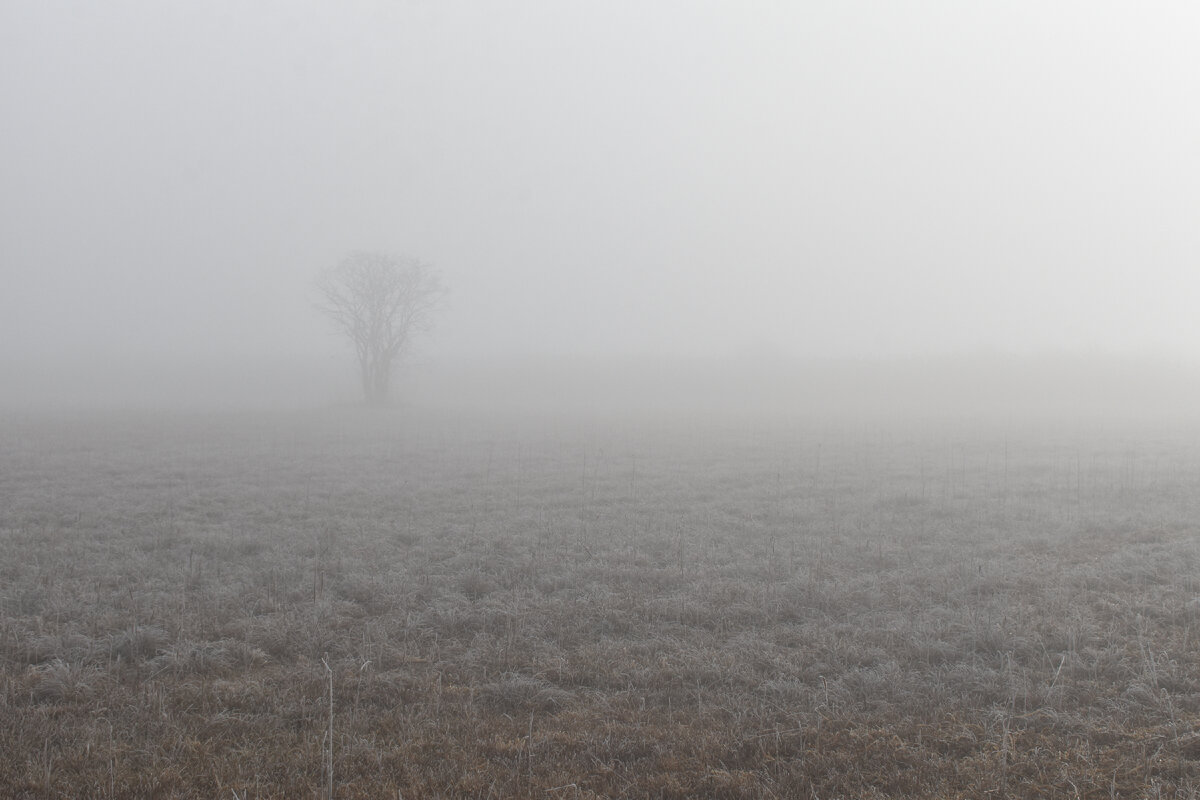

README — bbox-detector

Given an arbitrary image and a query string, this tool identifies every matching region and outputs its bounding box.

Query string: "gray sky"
[3,1,1199,362]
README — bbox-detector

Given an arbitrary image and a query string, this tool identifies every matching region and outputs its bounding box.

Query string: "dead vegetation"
[3,408,1200,798]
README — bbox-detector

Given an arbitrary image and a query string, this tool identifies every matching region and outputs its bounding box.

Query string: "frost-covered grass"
[3,408,1200,798]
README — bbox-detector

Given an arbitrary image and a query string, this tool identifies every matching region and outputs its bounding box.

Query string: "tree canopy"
[316,251,446,404]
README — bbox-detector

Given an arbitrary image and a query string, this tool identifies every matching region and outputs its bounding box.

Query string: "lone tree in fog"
[316,251,446,404]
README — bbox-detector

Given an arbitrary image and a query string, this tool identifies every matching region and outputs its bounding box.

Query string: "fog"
[9,9,1200,790]
[4,2,1200,412]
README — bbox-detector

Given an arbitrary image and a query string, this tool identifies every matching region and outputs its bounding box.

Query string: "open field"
[4,407,1200,798]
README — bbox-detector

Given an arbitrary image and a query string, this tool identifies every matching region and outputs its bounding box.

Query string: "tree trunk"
[373,362,390,404]
[359,355,376,404]
[363,356,390,405]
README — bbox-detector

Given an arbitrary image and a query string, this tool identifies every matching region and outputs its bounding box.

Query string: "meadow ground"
[3,406,1200,798]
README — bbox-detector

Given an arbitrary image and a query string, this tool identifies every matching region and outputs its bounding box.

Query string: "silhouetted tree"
[316,251,446,404]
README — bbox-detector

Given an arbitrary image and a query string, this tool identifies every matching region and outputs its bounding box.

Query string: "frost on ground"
[2,408,1200,798]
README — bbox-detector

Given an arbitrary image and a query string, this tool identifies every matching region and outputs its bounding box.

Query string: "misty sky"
[3,2,1199,363]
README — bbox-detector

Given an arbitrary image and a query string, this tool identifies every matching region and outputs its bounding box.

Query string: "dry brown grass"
[3,408,1200,797]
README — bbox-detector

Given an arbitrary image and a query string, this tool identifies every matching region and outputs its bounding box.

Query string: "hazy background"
[3,2,1199,410]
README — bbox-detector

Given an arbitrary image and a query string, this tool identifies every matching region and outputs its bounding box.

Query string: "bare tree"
[316,251,446,405]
